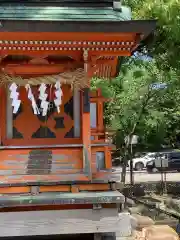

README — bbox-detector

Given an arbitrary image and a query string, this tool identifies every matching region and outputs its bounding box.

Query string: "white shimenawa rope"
[38,83,49,116]
[54,81,63,113]
[9,83,21,114]
[25,84,40,115]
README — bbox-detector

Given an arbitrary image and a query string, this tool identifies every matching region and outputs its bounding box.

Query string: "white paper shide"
[9,82,63,116]
[39,83,49,116]
[9,83,21,114]
[25,84,40,115]
[54,81,63,113]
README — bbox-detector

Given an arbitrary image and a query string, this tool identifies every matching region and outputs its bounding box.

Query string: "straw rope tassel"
[25,84,40,115]
[9,83,21,114]
[54,81,63,113]
[38,83,49,116]
[0,68,88,88]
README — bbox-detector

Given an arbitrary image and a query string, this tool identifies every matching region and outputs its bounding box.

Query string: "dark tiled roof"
[0,5,131,21]
[0,0,114,7]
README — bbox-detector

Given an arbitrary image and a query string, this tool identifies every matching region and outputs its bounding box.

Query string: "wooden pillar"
[97,89,104,134]
[82,49,92,180]
[73,87,81,138]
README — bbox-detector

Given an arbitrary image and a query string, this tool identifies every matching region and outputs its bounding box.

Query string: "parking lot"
[114,167,180,184]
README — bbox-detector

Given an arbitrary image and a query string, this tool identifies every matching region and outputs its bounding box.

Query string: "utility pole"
[125,135,138,185]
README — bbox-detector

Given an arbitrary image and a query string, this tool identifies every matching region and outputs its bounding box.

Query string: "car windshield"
[144,153,155,158]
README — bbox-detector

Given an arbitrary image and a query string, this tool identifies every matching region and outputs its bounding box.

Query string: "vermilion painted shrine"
[0,0,155,202]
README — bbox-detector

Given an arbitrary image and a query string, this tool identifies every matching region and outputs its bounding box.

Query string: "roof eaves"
[0,19,157,34]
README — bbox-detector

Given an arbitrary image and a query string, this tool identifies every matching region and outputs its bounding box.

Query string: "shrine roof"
[0,4,156,39]
[0,5,131,21]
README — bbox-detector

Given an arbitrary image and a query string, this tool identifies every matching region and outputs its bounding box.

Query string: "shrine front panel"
[2,84,81,146]
[0,148,89,186]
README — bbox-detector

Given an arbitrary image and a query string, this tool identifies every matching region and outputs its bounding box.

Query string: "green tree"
[92,58,178,183]
[124,0,180,72]
[92,0,180,183]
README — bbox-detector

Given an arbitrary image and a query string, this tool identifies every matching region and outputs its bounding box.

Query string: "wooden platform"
[0,209,131,237]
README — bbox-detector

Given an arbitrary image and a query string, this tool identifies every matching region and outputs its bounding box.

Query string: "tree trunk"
[130,144,134,185]
[130,155,134,185]
[121,150,128,183]
[121,163,126,183]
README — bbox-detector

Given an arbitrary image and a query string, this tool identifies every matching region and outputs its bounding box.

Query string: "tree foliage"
[122,0,180,148]
[93,0,180,151]
[92,58,180,152]
[92,0,180,183]
[124,0,180,72]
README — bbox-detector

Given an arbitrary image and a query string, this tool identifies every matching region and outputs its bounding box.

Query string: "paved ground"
[113,167,180,184]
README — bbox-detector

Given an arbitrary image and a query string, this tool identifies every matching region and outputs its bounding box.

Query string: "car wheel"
[147,168,153,173]
[152,167,158,173]
[135,162,144,171]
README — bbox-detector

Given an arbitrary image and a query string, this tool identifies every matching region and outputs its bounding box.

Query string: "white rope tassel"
[9,83,21,114]
[25,84,40,115]
[54,81,63,113]
[38,83,49,116]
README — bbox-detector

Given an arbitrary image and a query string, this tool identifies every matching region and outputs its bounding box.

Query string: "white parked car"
[128,152,158,171]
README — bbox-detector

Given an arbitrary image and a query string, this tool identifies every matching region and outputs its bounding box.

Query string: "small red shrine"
[0,0,156,193]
